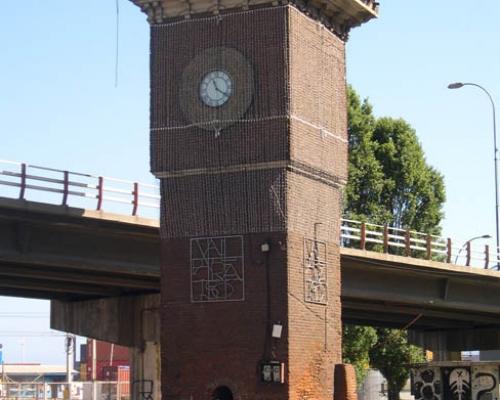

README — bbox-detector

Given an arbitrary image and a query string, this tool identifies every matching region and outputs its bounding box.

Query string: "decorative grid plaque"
[304,238,328,304]
[190,236,244,302]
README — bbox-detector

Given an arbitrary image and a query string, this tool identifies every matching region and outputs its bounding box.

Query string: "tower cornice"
[131,0,378,34]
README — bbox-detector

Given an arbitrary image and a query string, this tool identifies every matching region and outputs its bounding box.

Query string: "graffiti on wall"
[413,367,443,400]
[411,364,500,400]
[472,366,499,400]
[442,367,471,400]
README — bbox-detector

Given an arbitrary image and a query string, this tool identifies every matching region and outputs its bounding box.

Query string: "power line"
[115,0,120,87]
[0,313,49,318]
[0,331,65,337]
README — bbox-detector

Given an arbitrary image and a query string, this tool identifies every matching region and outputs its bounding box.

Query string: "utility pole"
[20,338,25,363]
[65,334,74,400]
[448,82,499,269]
[92,339,97,400]
[0,344,3,400]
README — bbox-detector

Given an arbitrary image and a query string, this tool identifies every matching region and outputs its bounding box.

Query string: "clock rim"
[180,46,254,132]
[199,70,234,108]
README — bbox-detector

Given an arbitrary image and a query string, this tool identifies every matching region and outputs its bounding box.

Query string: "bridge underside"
[2,200,500,351]
[0,198,160,301]
[342,248,500,350]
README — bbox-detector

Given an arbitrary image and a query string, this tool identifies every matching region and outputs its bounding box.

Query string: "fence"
[0,160,160,219]
[340,219,500,270]
[0,381,129,400]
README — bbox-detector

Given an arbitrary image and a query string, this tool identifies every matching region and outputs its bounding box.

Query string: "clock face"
[199,70,233,107]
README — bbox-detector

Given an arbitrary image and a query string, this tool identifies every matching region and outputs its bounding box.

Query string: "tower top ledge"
[131,0,378,35]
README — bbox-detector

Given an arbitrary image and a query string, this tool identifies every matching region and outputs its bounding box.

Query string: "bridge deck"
[1,198,500,334]
[341,248,500,330]
[0,198,160,300]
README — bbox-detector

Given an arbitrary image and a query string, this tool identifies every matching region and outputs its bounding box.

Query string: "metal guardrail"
[0,160,160,218]
[341,219,449,259]
[340,219,500,270]
[1,159,499,270]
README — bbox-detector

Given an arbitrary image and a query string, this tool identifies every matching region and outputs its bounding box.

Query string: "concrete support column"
[131,342,161,400]
[51,294,161,400]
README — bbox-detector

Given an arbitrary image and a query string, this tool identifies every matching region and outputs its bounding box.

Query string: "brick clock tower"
[131,0,377,398]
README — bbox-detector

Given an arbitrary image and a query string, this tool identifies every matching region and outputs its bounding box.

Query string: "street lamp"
[448,82,499,269]
[454,234,491,264]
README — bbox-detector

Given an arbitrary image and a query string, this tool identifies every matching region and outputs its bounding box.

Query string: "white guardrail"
[0,160,160,219]
[0,159,499,270]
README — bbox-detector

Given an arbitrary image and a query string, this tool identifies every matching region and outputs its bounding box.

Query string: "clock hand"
[209,80,223,97]
[212,79,227,95]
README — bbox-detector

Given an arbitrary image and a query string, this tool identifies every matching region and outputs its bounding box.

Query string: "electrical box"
[260,361,285,384]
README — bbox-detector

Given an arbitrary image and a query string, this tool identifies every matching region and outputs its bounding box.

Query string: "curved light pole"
[448,82,499,269]
[454,234,491,264]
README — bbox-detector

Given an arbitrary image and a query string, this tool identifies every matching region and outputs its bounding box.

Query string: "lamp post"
[454,234,491,264]
[448,82,499,269]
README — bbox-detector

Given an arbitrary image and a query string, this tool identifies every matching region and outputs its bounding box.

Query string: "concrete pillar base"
[51,294,161,400]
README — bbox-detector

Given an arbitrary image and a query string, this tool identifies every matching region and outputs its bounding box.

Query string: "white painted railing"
[340,219,500,270]
[0,160,160,219]
[1,159,498,270]
[340,219,449,258]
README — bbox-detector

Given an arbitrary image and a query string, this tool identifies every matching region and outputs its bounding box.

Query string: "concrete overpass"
[0,197,159,301]
[1,196,500,352]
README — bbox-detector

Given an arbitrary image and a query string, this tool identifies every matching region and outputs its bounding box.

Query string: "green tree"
[342,86,444,396]
[342,325,377,385]
[345,86,446,233]
[345,86,390,224]
[369,329,425,400]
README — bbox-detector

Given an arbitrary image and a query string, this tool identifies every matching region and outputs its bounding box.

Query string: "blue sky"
[1,0,500,363]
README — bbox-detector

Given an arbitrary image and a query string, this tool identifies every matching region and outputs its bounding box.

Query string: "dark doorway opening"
[212,386,234,400]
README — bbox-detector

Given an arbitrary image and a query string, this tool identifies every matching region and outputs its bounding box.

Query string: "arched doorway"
[212,386,234,400]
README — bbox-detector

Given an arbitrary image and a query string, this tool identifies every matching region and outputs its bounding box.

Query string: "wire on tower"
[115,0,120,87]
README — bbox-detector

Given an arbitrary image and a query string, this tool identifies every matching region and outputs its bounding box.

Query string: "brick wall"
[286,174,343,399]
[159,169,286,238]
[151,4,347,399]
[161,233,289,399]
[150,6,289,174]
[286,11,346,396]
[289,6,348,181]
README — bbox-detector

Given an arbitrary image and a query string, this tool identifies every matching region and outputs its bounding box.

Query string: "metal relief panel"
[304,238,327,304]
[190,236,244,302]
[412,367,443,400]
[472,366,499,400]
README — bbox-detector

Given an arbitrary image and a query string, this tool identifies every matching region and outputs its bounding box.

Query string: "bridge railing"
[340,219,500,270]
[0,160,160,218]
[2,159,500,270]
[340,219,450,260]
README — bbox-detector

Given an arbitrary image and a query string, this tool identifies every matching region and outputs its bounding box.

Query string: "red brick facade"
[149,5,347,400]
[149,7,289,174]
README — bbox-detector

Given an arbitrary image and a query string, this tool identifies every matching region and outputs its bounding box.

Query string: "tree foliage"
[342,86,443,397]
[369,329,425,400]
[342,325,377,385]
[345,86,446,233]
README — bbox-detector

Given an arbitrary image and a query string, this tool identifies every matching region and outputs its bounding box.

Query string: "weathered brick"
[150,5,347,400]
